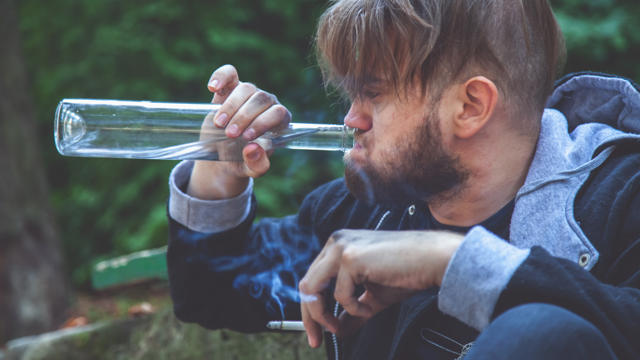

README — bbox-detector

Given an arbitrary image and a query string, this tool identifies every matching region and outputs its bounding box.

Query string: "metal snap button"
[578,253,590,268]
[408,205,416,216]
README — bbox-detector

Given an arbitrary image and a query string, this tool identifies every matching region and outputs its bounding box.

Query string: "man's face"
[343,85,469,206]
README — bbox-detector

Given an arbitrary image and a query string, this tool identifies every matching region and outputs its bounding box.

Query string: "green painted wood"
[92,247,168,290]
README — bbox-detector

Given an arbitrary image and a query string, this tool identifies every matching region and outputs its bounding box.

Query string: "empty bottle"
[54,99,354,161]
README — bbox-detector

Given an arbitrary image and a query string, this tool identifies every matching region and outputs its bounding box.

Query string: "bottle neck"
[271,123,354,152]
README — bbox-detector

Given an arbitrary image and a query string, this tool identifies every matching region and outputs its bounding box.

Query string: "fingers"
[299,245,341,347]
[329,234,373,318]
[241,143,270,178]
[204,64,291,179]
[301,302,324,348]
[207,69,290,142]
[208,64,240,103]
[220,87,285,138]
[334,266,372,318]
[299,244,341,300]
[356,289,385,314]
[212,82,258,129]
[241,104,291,141]
[301,297,339,348]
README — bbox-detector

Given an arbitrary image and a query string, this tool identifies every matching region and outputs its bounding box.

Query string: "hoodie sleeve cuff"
[168,160,253,233]
[438,226,530,330]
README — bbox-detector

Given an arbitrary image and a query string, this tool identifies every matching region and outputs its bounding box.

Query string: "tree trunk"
[0,0,69,343]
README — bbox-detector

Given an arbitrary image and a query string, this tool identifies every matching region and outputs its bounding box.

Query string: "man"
[167,0,640,359]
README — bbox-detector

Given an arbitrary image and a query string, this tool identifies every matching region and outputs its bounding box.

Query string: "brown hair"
[316,0,565,124]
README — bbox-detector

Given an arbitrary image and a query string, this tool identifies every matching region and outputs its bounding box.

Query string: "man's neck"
[428,130,538,227]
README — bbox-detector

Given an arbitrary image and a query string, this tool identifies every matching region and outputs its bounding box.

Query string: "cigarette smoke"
[203,224,320,320]
[197,150,326,320]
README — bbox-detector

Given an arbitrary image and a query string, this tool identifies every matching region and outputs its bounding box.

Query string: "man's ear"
[453,76,498,139]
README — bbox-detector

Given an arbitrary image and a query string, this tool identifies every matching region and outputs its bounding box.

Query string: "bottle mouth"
[54,101,87,154]
[343,124,355,151]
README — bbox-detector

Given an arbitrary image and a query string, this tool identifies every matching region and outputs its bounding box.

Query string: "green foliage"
[17,0,640,288]
[19,0,342,288]
[551,0,640,81]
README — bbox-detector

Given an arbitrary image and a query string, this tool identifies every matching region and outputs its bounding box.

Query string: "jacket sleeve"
[439,149,640,359]
[166,163,329,333]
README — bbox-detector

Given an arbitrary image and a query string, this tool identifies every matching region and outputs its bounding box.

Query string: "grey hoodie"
[439,73,640,330]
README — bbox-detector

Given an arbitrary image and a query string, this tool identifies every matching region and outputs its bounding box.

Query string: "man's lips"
[353,132,365,150]
[348,141,366,162]
[350,131,367,157]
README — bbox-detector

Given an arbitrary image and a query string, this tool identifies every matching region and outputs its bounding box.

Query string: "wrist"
[187,160,249,200]
[434,232,464,287]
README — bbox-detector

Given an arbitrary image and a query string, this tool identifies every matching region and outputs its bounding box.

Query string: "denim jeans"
[465,303,617,360]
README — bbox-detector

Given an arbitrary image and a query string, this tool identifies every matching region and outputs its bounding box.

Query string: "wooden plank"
[92,247,168,290]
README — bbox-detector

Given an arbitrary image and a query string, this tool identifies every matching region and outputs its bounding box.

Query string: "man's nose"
[344,102,373,131]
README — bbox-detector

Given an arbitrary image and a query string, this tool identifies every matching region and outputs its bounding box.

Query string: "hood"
[510,73,640,271]
[546,72,640,134]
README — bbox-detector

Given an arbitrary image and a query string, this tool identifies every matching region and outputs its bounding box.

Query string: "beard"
[344,111,469,207]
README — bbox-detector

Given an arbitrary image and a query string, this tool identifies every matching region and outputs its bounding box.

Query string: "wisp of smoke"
[204,230,320,320]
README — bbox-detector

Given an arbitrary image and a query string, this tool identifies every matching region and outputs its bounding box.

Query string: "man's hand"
[187,64,291,200]
[298,230,464,348]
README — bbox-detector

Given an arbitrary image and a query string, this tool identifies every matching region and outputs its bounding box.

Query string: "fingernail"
[208,79,219,91]
[226,123,239,136]
[247,148,260,161]
[215,113,228,127]
[243,128,256,140]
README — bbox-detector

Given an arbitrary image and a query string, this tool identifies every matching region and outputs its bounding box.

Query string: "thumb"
[357,290,386,313]
[242,143,270,178]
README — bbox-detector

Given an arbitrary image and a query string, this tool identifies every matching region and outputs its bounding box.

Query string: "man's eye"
[364,90,381,100]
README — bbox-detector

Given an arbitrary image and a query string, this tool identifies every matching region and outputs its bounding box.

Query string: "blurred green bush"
[551,0,640,80]
[19,0,345,287]
[17,0,640,288]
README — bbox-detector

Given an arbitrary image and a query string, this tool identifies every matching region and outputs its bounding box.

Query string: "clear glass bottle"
[54,99,354,161]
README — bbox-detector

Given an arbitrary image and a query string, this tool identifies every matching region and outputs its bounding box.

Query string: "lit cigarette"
[266,320,306,331]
